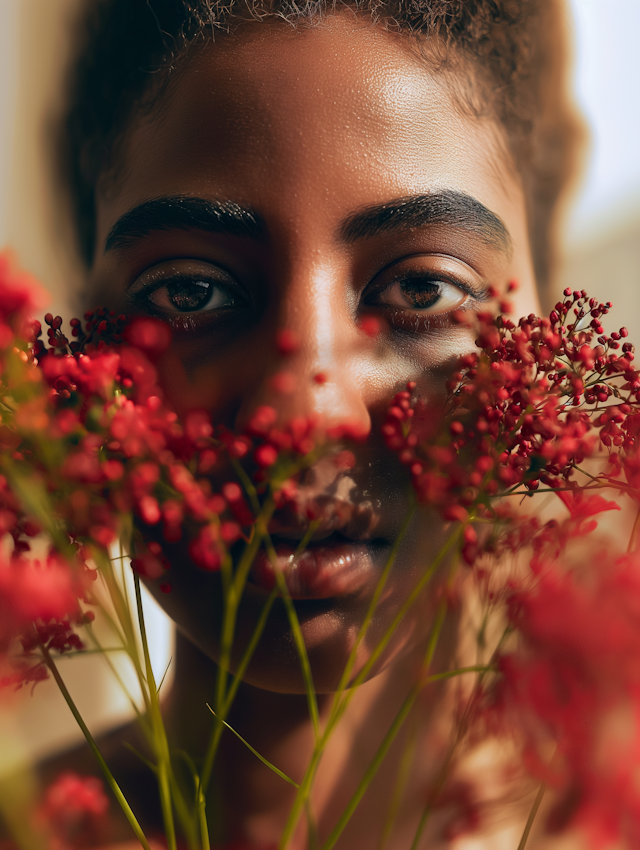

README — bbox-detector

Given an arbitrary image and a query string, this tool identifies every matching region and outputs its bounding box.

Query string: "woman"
[41,0,583,847]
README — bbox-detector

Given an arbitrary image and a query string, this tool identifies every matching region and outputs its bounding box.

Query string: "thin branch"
[517,783,546,850]
[628,504,640,553]
[39,642,152,850]
[206,706,300,788]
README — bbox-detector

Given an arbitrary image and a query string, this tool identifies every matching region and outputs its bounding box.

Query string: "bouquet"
[1,249,640,849]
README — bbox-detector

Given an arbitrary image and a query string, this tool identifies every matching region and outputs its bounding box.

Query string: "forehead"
[95,14,533,290]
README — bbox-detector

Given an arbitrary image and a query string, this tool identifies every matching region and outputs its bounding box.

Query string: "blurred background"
[0,0,638,773]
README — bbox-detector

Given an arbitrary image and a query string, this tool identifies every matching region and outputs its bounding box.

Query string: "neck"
[163,630,456,849]
[164,631,330,765]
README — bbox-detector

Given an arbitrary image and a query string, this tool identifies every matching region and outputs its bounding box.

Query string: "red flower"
[490,554,640,847]
[39,772,109,847]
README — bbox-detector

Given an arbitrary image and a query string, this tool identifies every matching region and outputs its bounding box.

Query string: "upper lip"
[267,495,385,544]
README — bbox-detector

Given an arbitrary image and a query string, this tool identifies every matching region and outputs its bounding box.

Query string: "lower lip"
[249,539,384,599]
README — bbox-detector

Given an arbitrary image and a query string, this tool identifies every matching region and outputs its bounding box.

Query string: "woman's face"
[90,15,540,692]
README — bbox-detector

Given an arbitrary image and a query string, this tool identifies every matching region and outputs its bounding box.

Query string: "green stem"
[572,464,601,482]
[230,456,262,514]
[409,737,457,850]
[628,503,640,553]
[306,799,320,850]
[84,626,146,726]
[39,643,151,850]
[197,784,211,850]
[123,742,158,774]
[322,513,415,736]
[203,484,320,840]
[277,746,324,850]
[322,694,417,850]
[335,523,462,719]
[207,707,299,788]
[333,499,416,699]
[377,717,418,850]
[280,518,460,850]
[96,551,152,716]
[215,523,267,714]
[501,483,608,498]
[321,599,449,850]
[266,535,320,737]
[517,783,546,850]
[133,574,180,850]
[409,625,511,850]
[197,585,278,849]
[196,486,285,848]
[134,576,198,850]
[2,458,74,557]
[54,646,127,657]
[222,588,277,717]
[212,467,275,724]
[425,664,495,683]
[200,511,273,798]
[202,463,322,849]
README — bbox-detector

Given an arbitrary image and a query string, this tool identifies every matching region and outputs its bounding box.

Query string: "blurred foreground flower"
[38,773,109,849]
[2,254,640,849]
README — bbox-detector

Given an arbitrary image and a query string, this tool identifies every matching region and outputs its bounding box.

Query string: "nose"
[233,263,372,440]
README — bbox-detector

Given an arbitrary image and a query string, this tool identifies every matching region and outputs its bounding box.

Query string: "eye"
[364,255,485,316]
[150,278,231,313]
[127,259,246,317]
[371,276,466,312]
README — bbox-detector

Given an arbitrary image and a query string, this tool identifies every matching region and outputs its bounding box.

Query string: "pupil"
[166,280,211,312]
[400,279,441,309]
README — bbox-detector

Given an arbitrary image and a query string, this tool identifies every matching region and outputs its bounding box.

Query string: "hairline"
[94,11,516,250]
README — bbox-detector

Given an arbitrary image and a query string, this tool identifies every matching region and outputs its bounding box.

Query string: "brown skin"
[81,14,542,849]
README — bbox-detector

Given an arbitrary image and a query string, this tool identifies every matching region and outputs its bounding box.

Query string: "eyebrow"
[104,196,266,252]
[338,190,512,255]
[105,190,512,257]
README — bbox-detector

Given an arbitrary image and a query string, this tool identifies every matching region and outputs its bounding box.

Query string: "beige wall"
[0,3,172,775]
[1,0,83,320]
[560,204,640,344]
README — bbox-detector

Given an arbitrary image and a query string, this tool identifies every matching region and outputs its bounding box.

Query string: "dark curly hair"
[62,0,583,294]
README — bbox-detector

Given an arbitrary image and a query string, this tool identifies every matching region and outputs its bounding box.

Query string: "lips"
[238,455,410,599]
[249,532,388,599]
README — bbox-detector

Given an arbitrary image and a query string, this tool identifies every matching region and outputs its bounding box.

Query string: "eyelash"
[130,276,239,308]
[365,273,478,308]
[126,257,486,331]
[126,260,248,328]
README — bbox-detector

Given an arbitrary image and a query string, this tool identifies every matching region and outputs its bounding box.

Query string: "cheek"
[154,316,481,431]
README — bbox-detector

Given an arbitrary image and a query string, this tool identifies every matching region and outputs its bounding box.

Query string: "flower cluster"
[38,772,109,849]
[383,289,640,554]
[3,250,640,849]
[0,262,337,690]
[378,289,640,846]
[489,550,640,848]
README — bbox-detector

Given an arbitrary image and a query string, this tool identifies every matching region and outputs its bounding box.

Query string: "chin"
[143,537,438,694]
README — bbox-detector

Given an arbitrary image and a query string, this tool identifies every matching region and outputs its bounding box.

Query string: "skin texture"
[84,14,543,848]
